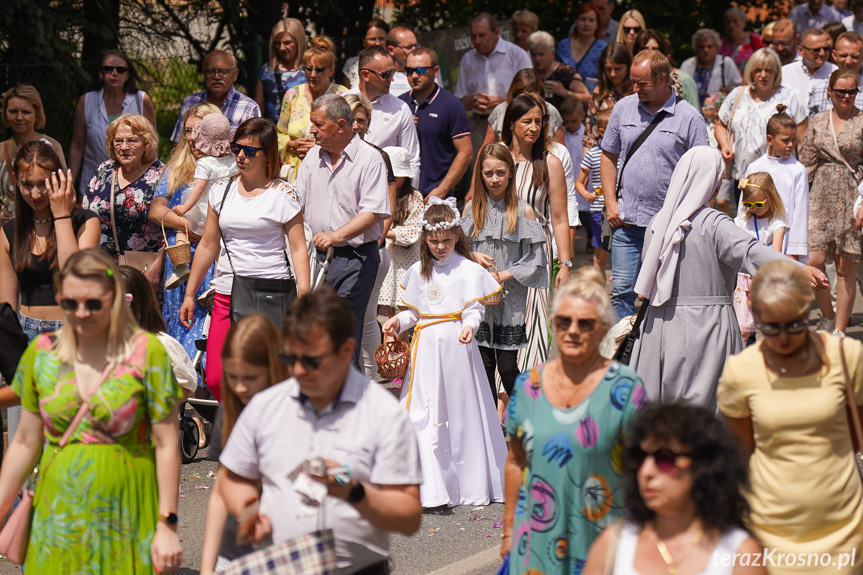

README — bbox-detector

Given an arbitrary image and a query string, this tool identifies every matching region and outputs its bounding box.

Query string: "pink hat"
[193,113,232,156]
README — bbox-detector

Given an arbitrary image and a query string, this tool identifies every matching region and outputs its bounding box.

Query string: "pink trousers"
[205,292,232,401]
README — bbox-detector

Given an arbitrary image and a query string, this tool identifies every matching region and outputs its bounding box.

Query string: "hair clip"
[738,178,763,191]
[106,269,114,277]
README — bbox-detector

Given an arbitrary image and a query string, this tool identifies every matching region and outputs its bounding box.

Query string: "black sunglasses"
[101,65,129,74]
[832,88,860,98]
[279,351,334,371]
[801,45,831,53]
[405,66,433,76]
[361,68,396,80]
[230,142,265,157]
[758,320,808,337]
[303,65,328,75]
[59,298,104,314]
[623,26,642,34]
[629,447,691,473]
[552,315,599,333]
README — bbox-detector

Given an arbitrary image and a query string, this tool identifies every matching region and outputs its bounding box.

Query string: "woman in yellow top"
[275,36,347,182]
[718,259,863,574]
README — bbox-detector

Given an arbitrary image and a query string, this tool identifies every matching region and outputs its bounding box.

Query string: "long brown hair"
[12,140,64,273]
[596,43,633,103]
[419,204,474,281]
[501,94,549,189]
[505,68,544,105]
[221,315,289,446]
[118,266,167,333]
[471,144,519,237]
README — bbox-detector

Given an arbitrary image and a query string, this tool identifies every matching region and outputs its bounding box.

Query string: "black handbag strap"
[615,109,671,196]
[613,299,650,363]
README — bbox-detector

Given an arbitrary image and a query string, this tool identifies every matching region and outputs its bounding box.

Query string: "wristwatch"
[560,260,573,269]
[347,481,366,504]
[160,511,179,526]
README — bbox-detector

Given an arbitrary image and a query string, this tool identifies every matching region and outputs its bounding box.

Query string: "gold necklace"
[655,528,705,575]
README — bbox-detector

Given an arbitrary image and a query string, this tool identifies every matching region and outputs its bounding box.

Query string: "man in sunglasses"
[350,46,421,179]
[806,31,863,117]
[766,19,801,66]
[385,26,442,97]
[400,48,472,201]
[170,50,260,144]
[780,28,836,107]
[789,0,842,34]
[218,287,422,575]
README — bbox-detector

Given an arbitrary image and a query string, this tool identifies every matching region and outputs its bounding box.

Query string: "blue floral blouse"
[555,38,608,94]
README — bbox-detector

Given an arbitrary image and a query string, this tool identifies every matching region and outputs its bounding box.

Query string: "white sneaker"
[816,316,836,333]
[165,265,190,290]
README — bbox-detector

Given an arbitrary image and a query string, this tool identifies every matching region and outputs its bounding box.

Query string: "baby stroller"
[177,244,335,462]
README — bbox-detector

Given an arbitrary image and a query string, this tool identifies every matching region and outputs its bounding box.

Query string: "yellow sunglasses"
[742,201,766,209]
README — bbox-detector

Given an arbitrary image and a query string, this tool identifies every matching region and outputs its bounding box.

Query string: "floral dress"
[504,362,647,575]
[276,82,348,181]
[13,331,183,573]
[258,64,305,123]
[82,159,164,255]
[584,88,627,150]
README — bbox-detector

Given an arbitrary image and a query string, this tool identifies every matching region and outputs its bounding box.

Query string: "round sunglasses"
[629,447,691,473]
[59,298,105,314]
[757,319,808,337]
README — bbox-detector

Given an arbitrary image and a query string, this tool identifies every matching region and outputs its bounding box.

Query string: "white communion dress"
[395,252,508,508]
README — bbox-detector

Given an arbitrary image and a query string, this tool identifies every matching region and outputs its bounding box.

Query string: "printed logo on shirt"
[429,113,439,118]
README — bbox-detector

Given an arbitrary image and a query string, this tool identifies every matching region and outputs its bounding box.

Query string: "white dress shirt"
[789,3,842,32]
[781,59,836,108]
[453,37,532,101]
[843,14,863,34]
[348,89,422,179]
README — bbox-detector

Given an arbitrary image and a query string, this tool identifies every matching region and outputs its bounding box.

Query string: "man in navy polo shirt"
[400,47,473,200]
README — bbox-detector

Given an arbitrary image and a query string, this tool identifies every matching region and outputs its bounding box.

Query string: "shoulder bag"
[722,86,746,180]
[0,361,114,564]
[839,339,863,482]
[216,177,296,328]
[109,170,161,272]
[613,299,649,365]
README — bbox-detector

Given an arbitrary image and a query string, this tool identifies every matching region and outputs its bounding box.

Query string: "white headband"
[421,197,462,231]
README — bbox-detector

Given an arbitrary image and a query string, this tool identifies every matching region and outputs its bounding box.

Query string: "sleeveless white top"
[613,522,750,575]
[79,88,146,195]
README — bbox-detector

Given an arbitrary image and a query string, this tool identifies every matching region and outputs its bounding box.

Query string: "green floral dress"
[12,331,182,574]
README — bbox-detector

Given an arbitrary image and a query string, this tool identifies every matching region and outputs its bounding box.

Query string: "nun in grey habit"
[629,147,828,410]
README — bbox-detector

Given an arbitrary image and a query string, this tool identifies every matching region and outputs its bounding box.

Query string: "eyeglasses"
[832,87,860,98]
[405,66,433,76]
[742,200,766,209]
[101,65,129,74]
[59,298,104,314]
[303,65,328,75]
[629,447,691,473]
[552,315,600,333]
[758,319,808,337]
[623,26,642,34]
[113,138,141,148]
[801,45,831,54]
[361,68,396,80]
[230,142,265,157]
[203,67,236,77]
[279,350,334,371]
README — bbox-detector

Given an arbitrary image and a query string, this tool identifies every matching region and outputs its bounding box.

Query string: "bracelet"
[54,215,72,221]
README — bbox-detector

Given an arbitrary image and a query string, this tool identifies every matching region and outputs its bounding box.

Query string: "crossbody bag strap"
[829,111,862,183]
[614,110,669,197]
[215,176,238,274]
[839,340,863,449]
[2,141,15,189]
[725,86,745,139]
[109,170,125,264]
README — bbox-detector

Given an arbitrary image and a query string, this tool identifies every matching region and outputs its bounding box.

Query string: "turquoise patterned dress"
[13,331,182,573]
[504,362,647,575]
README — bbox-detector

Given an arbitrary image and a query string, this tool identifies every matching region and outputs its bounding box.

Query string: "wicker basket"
[482,265,503,306]
[161,214,192,267]
[375,339,410,380]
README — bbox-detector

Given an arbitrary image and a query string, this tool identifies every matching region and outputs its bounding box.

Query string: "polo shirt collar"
[413,84,441,108]
[291,365,365,414]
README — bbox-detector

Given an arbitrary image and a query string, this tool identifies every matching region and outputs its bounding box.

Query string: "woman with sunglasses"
[630,147,827,411]
[0,140,99,440]
[69,49,156,197]
[276,36,347,182]
[800,69,863,336]
[501,276,647,574]
[180,118,310,401]
[0,249,184,574]
[718,259,863,572]
[614,9,646,54]
[582,403,766,575]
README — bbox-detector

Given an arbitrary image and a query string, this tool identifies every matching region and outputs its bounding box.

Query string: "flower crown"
[421,197,462,231]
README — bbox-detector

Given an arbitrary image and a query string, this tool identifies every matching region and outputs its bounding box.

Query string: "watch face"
[164,512,178,525]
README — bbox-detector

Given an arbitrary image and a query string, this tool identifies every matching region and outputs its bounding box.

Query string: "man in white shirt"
[592,0,619,44]
[766,19,802,66]
[351,45,421,179]
[386,26,442,97]
[781,28,836,105]
[455,12,532,167]
[790,0,842,32]
[843,0,863,34]
[807,32,863,116]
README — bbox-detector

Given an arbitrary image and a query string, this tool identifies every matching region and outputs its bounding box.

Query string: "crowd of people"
[3,1,863,573]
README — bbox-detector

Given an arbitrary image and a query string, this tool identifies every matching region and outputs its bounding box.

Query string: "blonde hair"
[304,36,337,69]
[269,18,306,71]
[750,260,812,319]
[106,113,159,165]
[52,249,140,366]
[743,48,783,91]
[615,10,647,44]
[551,277,617,328]
[472,144,519,237]
[2,84,46,130]
[572,265,605,287]
[740,172,786,222]
[165,103,222,196]
[343,93,372,120]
